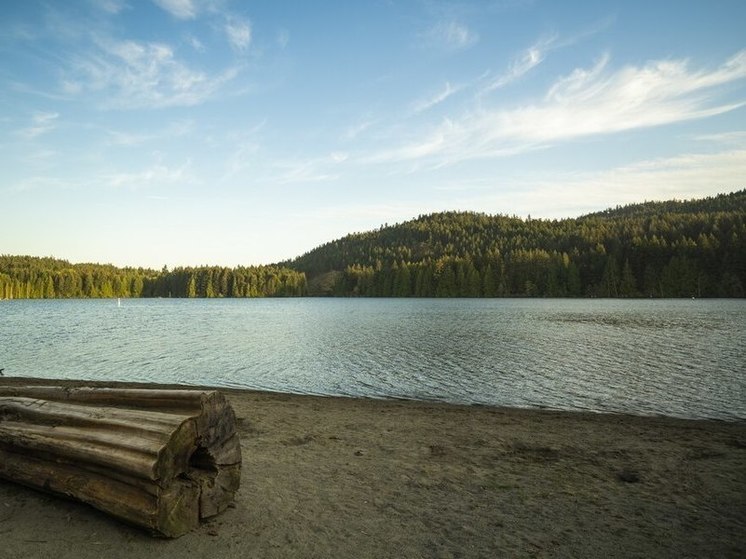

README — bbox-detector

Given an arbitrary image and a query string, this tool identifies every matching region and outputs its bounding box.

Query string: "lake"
[1,298,744,420]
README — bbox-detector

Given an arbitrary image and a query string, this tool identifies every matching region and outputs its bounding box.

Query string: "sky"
[1,0,745,269]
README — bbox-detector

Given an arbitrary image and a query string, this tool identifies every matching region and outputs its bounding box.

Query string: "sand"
[1,378,745,558]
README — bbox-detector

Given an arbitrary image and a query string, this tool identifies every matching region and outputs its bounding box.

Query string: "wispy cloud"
[152,0,197,20]
[185,34,205,52]
[483,34,557,92]
[103,160,193,189]
[422,21,478,51]
[225,16,252,52]
[106,130,151,146]
[343,118,376,141]
[17,111,60,139]
[273,153,349,185]
[224,146,349,187]
[482,18,615,94]
[93,0,129,15]
[692,131,746,145]
[67,37,238,109]
[9,160,195,193]
[370,50,746,166]
[412,81,462,114]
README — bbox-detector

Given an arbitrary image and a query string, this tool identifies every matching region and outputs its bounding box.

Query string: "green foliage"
[0,256,157,300]
[286,190,746,298]
[0,256,306,299]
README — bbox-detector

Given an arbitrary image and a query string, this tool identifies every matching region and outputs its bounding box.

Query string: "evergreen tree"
[619,259,639,297]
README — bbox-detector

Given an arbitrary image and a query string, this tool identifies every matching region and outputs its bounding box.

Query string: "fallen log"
[0,386,241,537]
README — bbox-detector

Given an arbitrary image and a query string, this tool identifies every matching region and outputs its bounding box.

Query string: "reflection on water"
[1,298,744,420]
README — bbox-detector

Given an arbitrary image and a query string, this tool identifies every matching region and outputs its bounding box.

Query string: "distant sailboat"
[117,298,121,307]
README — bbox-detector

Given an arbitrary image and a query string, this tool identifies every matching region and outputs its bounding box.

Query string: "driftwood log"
[0,386,241,537]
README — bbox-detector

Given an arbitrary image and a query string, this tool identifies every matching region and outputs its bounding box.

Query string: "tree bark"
[0,386,241,537]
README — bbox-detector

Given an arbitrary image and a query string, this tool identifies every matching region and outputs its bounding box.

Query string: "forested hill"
[286,190,746,297]
[1,190,744,299]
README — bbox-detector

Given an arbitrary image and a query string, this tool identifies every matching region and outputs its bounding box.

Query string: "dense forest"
[287,190,746,298]
[0,257,306,299]
[1,190,744,299]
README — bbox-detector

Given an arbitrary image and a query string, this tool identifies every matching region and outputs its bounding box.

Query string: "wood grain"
[0,386,241,537]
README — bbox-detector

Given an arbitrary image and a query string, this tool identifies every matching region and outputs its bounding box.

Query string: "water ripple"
[1,298,744,420]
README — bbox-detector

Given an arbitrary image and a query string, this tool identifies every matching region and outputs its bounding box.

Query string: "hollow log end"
[185,432,242,520]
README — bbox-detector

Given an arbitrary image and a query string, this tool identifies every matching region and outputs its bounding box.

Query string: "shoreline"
[2,375,743,423]
[2,378,745,558]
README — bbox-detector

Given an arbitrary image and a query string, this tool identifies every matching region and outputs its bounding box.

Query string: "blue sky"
[1,0,745,269]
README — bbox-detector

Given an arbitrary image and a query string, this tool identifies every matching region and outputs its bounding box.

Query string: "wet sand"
[1,378,745,558]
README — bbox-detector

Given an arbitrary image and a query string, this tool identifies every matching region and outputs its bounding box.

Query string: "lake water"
[1,298,744,420]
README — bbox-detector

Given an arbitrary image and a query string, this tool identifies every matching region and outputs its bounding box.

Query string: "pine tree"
[619,259,638,297]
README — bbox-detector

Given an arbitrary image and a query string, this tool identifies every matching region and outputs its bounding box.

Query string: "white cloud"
[61,79,83,95]
[483,34,557,92]
[8,159,195,194]
[103,161,193,189]
[482,16,616,94]
[371,50,746,166]
[93,0,129,14]
[273,153,349,185]
[423,21,478,51]
[225,17,252,52]
[186,34,205,52]
[107,130,151,146]
[18,111,60,139]
[343,119,375,141]
[152,0,197,20]
[68,37,238,109]
[412,81,462,114]
[693,131,746,144]
[226,150,350,188]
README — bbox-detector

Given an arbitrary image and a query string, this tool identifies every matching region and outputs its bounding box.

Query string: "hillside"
[2,190,744,299]
[286,190,746,297]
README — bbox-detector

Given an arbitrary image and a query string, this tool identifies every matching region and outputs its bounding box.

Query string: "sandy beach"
[1,378,745,558]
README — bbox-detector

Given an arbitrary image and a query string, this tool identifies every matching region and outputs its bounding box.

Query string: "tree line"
[0,256,306,299]
[2,190,744,299]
